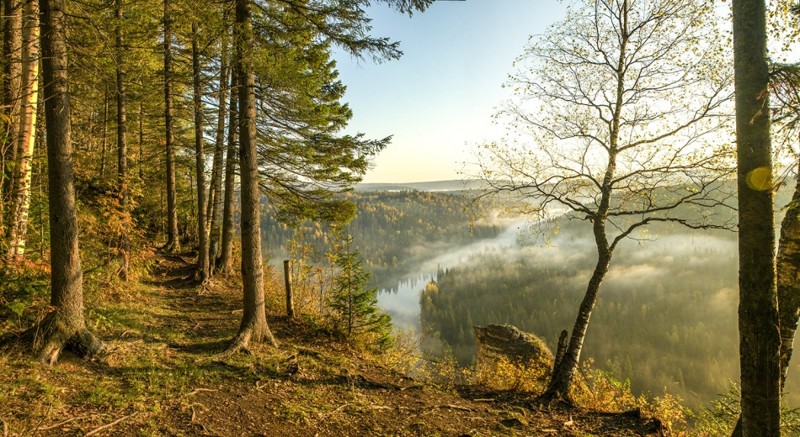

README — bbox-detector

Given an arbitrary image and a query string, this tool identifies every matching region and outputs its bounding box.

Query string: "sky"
[333,1,567,184]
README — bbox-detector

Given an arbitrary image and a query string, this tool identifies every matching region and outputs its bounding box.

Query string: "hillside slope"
[0,256,663,436]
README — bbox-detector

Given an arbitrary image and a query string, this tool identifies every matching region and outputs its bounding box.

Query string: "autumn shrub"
[473,355,549,393]
[571,359,691,434]
[377,328,422,375]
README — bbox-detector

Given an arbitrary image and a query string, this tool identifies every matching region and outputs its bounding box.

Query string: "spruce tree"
[328,232,393,351]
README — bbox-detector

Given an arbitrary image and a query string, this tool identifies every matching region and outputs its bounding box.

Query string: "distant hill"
[355,179,488,192]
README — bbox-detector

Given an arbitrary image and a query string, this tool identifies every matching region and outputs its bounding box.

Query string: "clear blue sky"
[334,1,566,183]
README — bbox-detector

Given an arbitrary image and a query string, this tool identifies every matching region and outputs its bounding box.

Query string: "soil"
[0,256,665,436]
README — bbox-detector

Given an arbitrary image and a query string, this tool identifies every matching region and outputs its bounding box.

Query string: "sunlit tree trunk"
[6,0,39,261]
[163,0,180,252]
[192,21,209,282]
[37,0,104,364]
[732,0,781,434]
[778,162,800,390]
[225,0,277,353]
[115,0,130,280]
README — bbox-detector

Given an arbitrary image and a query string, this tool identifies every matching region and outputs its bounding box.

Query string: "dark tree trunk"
[732,0,781,435]
[1,0,22,238]
[37,0,104,364]
[100,88,107,179]
[217,71,237,274]
[207,21,228,271]
[163,0,180,253]
[225,0,277,353]
[115,0,129,280]
[192,22,209,282]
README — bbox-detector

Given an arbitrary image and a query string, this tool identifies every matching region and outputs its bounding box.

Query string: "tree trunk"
[207,21,228,270]
[735,163,800,435]
[192,22,209,282]
[217,71,237,274]
[543,246,611,401]
[37,0,104,364]
[732,0,781,435]
[99,88,108,178]
[1,0,22,239]
[115,0,129,280]
[6,0,39,261]
[225,0,277,353]
[778,163,800,390]
[137,101,143,182]
[163,0,180,253]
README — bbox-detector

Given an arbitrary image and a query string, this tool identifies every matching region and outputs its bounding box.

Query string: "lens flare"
[745,166,772,191]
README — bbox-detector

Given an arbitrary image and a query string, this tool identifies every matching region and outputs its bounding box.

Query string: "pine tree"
[328,232,393,351]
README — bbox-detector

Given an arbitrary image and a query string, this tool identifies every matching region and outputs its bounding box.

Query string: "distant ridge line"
[355,179,488,192]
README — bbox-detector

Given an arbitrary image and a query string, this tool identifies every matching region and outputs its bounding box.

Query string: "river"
[377,219,527,330]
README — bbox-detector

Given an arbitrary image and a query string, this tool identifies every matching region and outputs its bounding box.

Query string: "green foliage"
[694,383,800,435]
[327,232,393,351]
[0,262,49,331]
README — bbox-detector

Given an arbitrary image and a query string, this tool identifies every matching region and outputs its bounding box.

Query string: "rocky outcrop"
[473,324,554,373]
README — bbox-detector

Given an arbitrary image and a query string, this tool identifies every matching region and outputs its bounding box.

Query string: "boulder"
[473,324,554,372]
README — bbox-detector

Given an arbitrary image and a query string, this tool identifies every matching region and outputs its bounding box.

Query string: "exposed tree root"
[220,322,278,357]
[34,315,105,365]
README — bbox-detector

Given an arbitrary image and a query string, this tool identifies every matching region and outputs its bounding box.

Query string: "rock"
[473,324,554,373]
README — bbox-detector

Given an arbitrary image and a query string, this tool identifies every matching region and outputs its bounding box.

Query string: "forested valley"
[0,0,799,434]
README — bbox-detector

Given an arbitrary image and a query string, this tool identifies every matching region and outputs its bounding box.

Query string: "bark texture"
[38,0,104,364]
[1,0,22,238]
[732,0,781,434]
[115,0,129,280]
[6,0,38,261]
[225,0,277,353]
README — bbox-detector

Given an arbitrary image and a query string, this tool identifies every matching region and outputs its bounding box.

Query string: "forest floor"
[0,255,665,436]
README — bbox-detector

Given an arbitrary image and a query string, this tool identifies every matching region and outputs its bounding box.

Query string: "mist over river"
[376,219,800,409]
[377,219,525,329]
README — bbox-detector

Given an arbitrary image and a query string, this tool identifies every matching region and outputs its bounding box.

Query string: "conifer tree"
[328,231,393,350]
[37,0,104,364]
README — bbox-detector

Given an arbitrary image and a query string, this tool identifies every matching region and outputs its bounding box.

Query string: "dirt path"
[0,256,664,436]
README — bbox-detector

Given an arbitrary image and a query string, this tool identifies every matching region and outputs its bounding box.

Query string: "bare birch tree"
[476,0,734,402]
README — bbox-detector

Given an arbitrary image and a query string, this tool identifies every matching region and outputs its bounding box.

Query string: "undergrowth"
[4,249,796,436]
